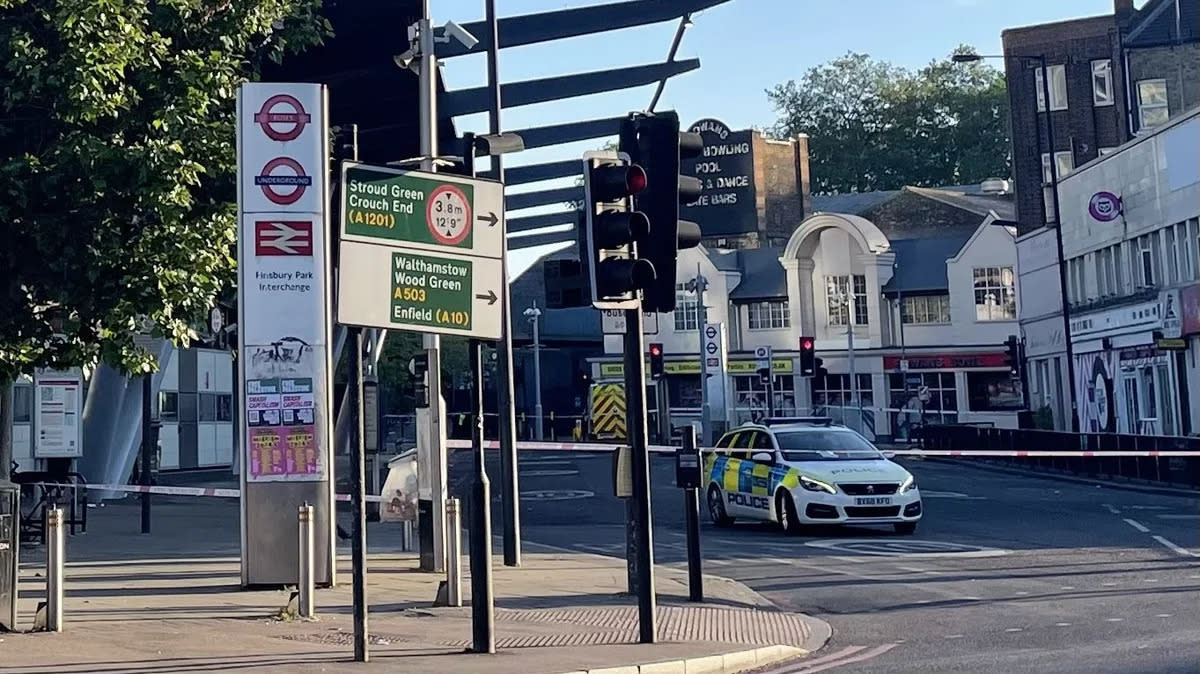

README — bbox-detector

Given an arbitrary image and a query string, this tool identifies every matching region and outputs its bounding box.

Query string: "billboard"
[682,118,758,237]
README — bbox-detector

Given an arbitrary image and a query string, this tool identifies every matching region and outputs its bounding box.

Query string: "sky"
[431,0,1119,278]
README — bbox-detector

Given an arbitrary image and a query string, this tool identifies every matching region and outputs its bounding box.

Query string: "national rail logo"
[255,221,314,256]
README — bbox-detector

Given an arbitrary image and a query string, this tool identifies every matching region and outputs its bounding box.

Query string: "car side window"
[752,432,773,450]
[729,431,754,460]
[715,433,736,451]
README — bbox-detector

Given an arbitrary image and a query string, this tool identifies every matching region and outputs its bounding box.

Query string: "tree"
[767,47,1010,194]
[0,0,328,473]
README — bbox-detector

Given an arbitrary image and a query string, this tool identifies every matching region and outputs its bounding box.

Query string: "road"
[449,450,1200,673]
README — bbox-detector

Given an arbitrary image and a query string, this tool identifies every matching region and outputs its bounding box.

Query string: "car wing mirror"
[751,451,774,463]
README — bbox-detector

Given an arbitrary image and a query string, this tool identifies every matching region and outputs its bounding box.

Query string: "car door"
[721,431,755,516]
[738,431,776,519]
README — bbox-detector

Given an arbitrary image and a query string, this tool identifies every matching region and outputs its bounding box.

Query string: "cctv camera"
[443,20,479,50]
[393,49,417,72]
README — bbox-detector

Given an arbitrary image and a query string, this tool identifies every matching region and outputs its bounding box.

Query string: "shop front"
[882,352,1021,440]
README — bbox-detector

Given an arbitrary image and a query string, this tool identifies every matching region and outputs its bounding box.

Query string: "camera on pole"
[582,152,654,310]
[619,111,704,314]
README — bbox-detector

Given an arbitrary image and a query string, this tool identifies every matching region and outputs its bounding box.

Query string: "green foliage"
[0,0,329,381]
[767,47,1010,194]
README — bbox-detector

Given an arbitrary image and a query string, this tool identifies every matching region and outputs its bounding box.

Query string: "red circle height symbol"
[425,184,473,245]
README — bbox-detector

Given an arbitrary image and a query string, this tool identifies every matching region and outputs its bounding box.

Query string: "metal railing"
[921,425,1200,489]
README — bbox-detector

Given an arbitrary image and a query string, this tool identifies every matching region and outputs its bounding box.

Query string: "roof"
[728,247,787,301]
[881,234,973,295]
[810,191,900,215]
[905,186,1017,221]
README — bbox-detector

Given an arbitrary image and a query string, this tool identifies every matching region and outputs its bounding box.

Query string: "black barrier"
[921,425,1200,489]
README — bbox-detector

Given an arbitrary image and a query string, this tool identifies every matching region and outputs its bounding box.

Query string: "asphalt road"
[449,450,1200,673]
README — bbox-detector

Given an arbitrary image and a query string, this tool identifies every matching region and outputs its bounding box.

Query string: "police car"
[704,417,922,534]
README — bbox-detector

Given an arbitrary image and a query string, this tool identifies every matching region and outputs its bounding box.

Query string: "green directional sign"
[340,163,504,259]
[390,251,475,331]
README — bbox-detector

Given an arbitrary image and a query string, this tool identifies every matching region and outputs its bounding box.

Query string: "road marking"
[806,539,1010,559]
[1155,514,1200,520]
[1122,518,1150,533]
[1102,582,1118,586]
[920,490,986,500]
[520,489,594,501]
[1156,613,1173,618]
[944,634,964,639]
[1106,617,1124,622]
[780,646,866,670]
[1060,586,1075,590]
[1151,535,1200,557]
[789,644,898,672]
[520,469,579,477]
[1055,622,1071,627]
[1005,627,1023,632]
[1014,591,1030,596]
[1102,503,1121,515]
[1144,578,1160,583]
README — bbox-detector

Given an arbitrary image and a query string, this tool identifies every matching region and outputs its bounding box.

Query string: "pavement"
[490,451,1200,673]
[3,479,829,674]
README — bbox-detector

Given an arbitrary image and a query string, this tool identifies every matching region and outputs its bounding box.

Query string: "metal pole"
[46,506,63,632]
[846,292,858,429]
[1035,53,1078,432]
[485,0,522,569]
[140,375,152,534]
[623,308,657,644]
[298,503,314,618]
[417,0,448,574]
[468,339,496,653]
[681,427,703,603]
[531,303,544,441]
[349,327,369,662]
[696,267,711,445]
[445,498,462,607]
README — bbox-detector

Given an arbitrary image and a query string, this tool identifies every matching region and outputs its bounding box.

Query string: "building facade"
[1056,107,1199,436]
[591,186,1025,441]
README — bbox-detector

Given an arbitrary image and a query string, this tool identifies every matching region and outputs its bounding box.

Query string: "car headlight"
[800,475,836,494]
[899,474,917,493]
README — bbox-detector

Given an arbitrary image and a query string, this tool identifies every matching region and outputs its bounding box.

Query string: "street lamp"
[523,302,544,441]
[953,50,1078,432]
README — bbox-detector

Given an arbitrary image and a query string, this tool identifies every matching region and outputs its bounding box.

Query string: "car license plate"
[855,497,892,505]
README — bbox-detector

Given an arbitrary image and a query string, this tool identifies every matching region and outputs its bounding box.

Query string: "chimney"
[1113,0,1134,20]
[794,133,813,221]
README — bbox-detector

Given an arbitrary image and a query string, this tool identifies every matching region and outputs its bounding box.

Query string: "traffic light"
[758,367,771,386]
[619,111,704,313]
[649,342,665,379]
[799,336,816,377]
[582,151,655,309]
[1003,335,1021,377]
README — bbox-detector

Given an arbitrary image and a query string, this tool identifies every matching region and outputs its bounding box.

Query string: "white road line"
[1060,586,1076,590]
[1102,503,1121,515]
[1144,578,1160,583]
[944,634,965,639]
[1123,518,1150,533]
[783,646,866,669]
[1106,617,1124,622]
[1156,613,1173,618]
[1005,627,1023,632]
[1151,535,1200,558]
[1102,582,1118,586]
[791,644,899,672]
[1014,591,1030,596]
[1055,622,1071,627]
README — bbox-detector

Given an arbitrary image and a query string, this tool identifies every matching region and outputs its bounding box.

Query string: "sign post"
[236,82,335,590]
[755,345,774,419]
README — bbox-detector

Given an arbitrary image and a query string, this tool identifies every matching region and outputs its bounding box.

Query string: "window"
[751,431,773,451]
[673,283,699,331]
[733,374,795,423]
[1137,79,1169,129]
[1165,226,1179,284]
[13,384,33,423]
[825,274,868,326]
[747,300,790,330]
[159,392,179,421]
[901,295,951,324]
[1035,64,1068,111]
[1181,219,1198,281]
[888,372,958,438]
[1137,233,1159,287]
[217,394,233,423]
[973,266,1016,320]
[812,373,874,427]
[967,372,1025,411]
[1042,151,1074,181]
[1095,251,1108,297]
[199,393,218,422]
[1091,60,1114,106]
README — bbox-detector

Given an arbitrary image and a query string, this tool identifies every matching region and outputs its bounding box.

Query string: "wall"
[1127,43,1200,132]
[945,221,1021,345]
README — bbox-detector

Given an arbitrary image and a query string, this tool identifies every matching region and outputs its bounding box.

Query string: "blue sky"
[432,0,1117,276]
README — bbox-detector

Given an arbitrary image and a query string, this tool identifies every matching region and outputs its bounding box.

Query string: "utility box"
[0,483,18,631]
[675,429,702,489]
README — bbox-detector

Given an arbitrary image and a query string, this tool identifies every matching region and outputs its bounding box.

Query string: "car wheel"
[776,490,802,535]
[707,484,734,527]
[894,522,918,535]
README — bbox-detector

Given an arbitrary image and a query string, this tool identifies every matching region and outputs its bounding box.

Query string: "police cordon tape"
[50,482,388,503]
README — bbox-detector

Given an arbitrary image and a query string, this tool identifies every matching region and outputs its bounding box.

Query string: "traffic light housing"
[619,111,704,313]
[649,342,665,379]
[758,367,771,386]
[581,152,655,309]
[1003,335,1021,377]
[799,336,816,377]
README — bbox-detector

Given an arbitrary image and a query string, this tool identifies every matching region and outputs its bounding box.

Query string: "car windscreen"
[774,431,883,461]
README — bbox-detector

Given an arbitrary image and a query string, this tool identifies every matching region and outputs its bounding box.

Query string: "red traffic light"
[626,164,648,194]
[800,338,814,351]
[649,343,662,356]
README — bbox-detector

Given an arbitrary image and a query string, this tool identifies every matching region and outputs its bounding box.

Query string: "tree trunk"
[0,378,13,483]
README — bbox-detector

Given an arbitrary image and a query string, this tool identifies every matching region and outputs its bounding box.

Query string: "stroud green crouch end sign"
[336,162,504,340]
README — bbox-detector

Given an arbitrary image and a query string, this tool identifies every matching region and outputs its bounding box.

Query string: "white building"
[591,186,1026,441]
[1056,106,1200,436]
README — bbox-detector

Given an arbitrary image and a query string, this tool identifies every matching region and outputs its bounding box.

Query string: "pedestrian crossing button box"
[675,443,702,490]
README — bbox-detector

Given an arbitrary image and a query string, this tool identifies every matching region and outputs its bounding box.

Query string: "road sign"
[754,345,772,371]
[339,162,504,259]
[601,310,659,335]
[336,162,505,340]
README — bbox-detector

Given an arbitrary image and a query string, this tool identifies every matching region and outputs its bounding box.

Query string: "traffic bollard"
[46,507,64,632]
[298,503,314,618]
[446,498,462,607]
[402,520,414,552]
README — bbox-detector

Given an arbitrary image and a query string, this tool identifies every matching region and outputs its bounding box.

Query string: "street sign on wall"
[601,310,659,335]
[336,163,506,340]
[236,82,332,484]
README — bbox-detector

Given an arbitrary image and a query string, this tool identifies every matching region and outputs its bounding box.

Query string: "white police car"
[703,418,922,534]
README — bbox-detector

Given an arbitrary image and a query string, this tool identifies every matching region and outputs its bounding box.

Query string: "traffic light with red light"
[619,111,704,313]
[799,336,816,377]
[649,342,665,379]
[582,152,655,309]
